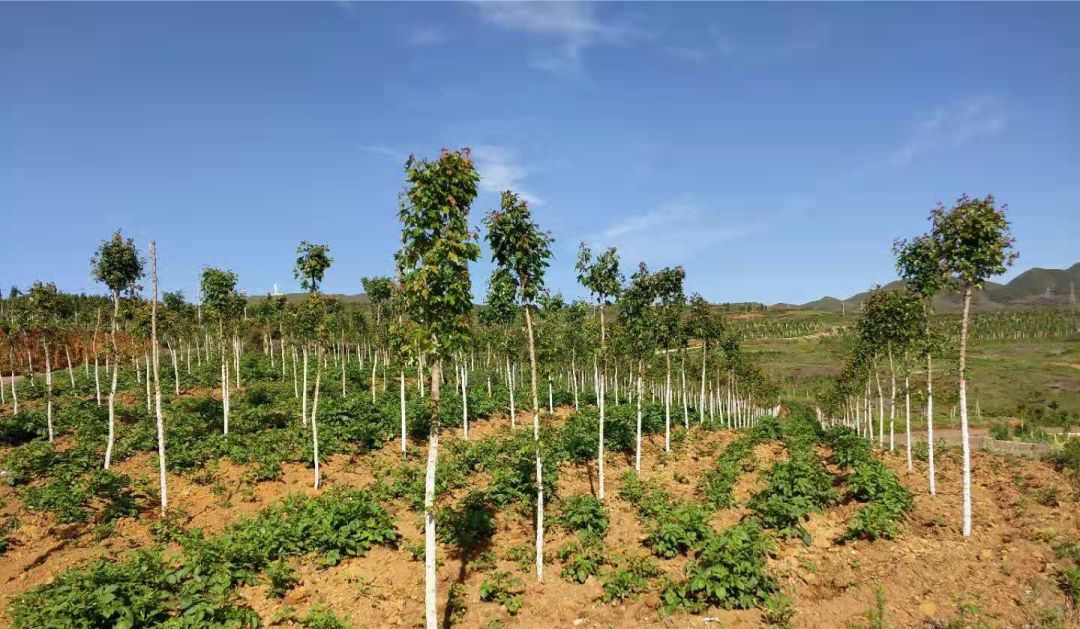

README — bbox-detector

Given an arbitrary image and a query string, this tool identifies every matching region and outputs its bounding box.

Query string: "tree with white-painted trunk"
[294,241,333,490]
[147,241,169,515]
[480,267,520,426]
[91,230,143,469]
[200,267,243,437]
[894,233,949,494]
[686,294,725,425]
[396,148,481,629]
[651,266,685,453]
[27,282,64,442]
[617,263,659,473]
[575,243,622,501]
[930,194,1017,538]
[485,189,554,583]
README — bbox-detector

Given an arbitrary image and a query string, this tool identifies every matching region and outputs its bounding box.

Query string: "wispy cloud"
[890,97,1008,166]
[595,200,765,267]
[469,1,643,73]
[358,145,404,161]
[406,24,448,48]
[472,145,543,206]
[663,22,826,66]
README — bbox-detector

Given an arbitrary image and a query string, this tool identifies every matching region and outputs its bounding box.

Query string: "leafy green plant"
[479,571,524,615]
[762,592,797,628]
[600,554,661,603]
[265,559,298,598]
[558,534,605,583]
[748,454,837,541]
[646,503,712,558]
[556,494,608,537]
[301,604,352,629]
[662,521,777,612]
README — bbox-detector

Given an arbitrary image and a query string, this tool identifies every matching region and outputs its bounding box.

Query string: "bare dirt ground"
[0,414,1077,628]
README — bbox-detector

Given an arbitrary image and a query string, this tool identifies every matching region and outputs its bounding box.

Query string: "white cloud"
[469,1,642,73]
[471,145,543,205]
[595,200,765,267]
[890,97,1008,166]
[663,22,826,66]
[406,24,448,47]
[358,145,403,161]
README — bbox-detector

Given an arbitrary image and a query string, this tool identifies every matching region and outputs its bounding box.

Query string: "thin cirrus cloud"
[405,24,449,47]
[889,96,1008,166]
[663,22,827,66]
[467,1,644,73]
[471,144,543,206]
[593,200,766,268]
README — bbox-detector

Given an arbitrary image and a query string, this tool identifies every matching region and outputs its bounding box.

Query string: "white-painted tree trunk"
[635,364,643,472]
[523,305,543,583]
[302,344,309,426]
[44,342,53,442]
[927,352,936,495]
[400,368,407,456]
[105,364,118,469]
[150,241,168,515]
[423,360,442,629]
[958,286,973,537]
[311,347,322,490]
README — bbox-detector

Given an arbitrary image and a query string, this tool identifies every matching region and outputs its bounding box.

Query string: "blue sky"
[2,2,1078,305]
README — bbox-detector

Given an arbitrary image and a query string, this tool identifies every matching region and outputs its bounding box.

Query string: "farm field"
[3,4,1080,627]
[0,351,1078,628]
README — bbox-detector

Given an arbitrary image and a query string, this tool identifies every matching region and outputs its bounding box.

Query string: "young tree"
[294,241,333,293]
[618,263,658,471]
[575,243,622,500]
[200,267,243,436]
[480,268,520,425]
[930,194,1017,537]
[894,234,949,494]
[361,276,395,326]
[652,266,686,452]
[485,189,554,582]
[686,294,725,424]
[395,148,481,629]
[91,230,143,468]
[148,241,168,514]
[26,281,61,442]
[295,241,333,489]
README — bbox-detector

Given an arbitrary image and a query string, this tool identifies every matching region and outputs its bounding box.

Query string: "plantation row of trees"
[820,194,1017,538]
[2,148,782,629]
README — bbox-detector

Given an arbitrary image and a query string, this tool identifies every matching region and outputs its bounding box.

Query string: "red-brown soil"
[1,413,1077,628]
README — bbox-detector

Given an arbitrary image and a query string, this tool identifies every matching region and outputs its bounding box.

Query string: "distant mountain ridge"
[787,263,1080,313]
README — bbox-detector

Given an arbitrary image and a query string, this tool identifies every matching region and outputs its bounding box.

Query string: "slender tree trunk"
[461,362,469,440]
[150,241,168,515]
[927,351,937,495]
[44,341,53,442]
[302,344,309,426]
[507,356,515,428]
[664,351,671,452]
[65,345,74,388]
[888,350,896,451]
[958,285,973,537]
[400,367,407,456]
[904,372,912,472]
[424,359,442,629]
[105,363,118,469]
[523,303,543,582]
[699,339,707,423]
[168,341,180,395]
[311,347,322,490]
[635,361,643,472]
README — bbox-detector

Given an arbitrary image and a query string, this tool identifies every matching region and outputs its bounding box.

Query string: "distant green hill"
[790,263,1079,313]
